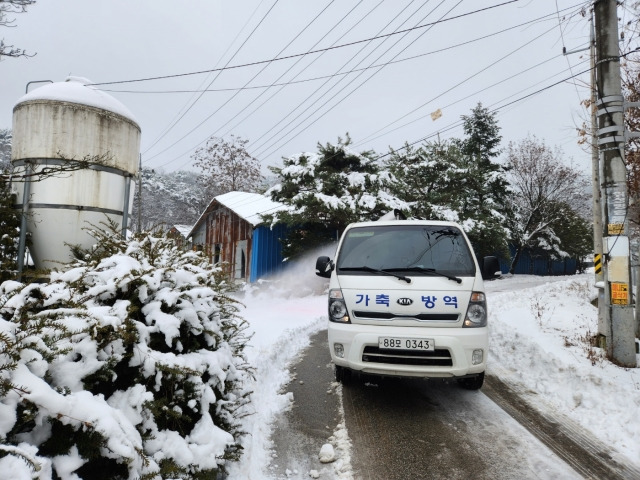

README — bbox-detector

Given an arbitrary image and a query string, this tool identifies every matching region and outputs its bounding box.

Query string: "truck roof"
[345,219,463,229]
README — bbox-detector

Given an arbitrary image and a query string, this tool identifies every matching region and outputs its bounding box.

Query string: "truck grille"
[353,311,459,321]
[362,346,453,366]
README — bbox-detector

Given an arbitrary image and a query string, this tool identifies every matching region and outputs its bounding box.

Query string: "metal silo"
[11,77,141,271]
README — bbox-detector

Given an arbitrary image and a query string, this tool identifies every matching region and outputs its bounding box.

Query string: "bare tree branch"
[505,135,591,273]
[192,134,264,207]
[0,0,36,58]
[4,152,112,182]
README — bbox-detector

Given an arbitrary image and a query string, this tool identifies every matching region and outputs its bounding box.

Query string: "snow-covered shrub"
[0,223,253,479]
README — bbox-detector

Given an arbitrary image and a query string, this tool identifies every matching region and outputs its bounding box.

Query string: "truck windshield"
[336,225,476,277]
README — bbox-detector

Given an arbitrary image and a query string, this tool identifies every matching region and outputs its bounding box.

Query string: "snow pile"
[488,275,640,464]
[318,444,335,463]
[16,77,138,124]
[0,230,252,479]
[225,288,328,479]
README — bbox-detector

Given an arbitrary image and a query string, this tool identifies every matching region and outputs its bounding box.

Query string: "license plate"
[378,337,435,351]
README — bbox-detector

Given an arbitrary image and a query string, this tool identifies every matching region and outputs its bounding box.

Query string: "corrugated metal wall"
[199,204,254,279]
[250,224,288,282]
[191,202,288,282]
[498,247,579,276]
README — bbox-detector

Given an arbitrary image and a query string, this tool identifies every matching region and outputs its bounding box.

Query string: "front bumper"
[328,322,487,378]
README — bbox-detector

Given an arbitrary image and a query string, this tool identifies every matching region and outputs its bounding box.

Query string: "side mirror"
[482,256,501,280]
[315,256,334,278]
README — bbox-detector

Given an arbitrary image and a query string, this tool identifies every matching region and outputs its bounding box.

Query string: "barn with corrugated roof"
[188,191,289,282]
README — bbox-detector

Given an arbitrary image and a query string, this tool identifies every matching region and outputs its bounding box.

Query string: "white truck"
[315,219,501,390]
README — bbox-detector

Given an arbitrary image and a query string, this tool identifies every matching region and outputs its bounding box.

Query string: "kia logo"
[397,298,413,306]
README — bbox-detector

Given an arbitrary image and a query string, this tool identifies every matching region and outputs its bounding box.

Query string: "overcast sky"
[2,0,635,175]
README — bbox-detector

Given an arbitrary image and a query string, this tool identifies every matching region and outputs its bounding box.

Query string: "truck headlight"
[328,289,350,323]
[463,292,487,327]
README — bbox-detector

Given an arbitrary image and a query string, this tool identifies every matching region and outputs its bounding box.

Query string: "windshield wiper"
[340,266,411,283]
[389,267,462,284]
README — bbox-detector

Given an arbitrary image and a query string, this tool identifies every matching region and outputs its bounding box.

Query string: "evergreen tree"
[385,105,510,261]
[456,103,510,259]
[0,128,11,170]
[385,140,462,220]
[0,175,20,282]
[267,135,406,259]
[551,203,593,272]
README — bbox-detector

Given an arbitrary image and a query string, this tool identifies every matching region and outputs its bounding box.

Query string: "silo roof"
[14,76,138,125]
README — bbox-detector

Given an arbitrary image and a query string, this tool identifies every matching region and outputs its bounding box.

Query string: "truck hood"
[334,274,479,327]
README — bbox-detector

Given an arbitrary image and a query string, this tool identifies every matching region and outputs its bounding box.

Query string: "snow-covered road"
[227,272,640,479]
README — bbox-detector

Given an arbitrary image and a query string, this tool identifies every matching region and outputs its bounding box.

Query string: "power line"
[142,0,281,157]
[138,1,591,172]
[256,1,562,161]
[555,0,585,109]
[354,2,592,151]
[354,20,564,149]
[100,12,566,97]
[146,0,337,165]
[90,1,520,88]
[211,1,365,144]
[150,0,411,171]
[374,64,593,162]
[292,55,592,172]
[356,54,576,150]
[142,0,272,154]
[249,0,434,155]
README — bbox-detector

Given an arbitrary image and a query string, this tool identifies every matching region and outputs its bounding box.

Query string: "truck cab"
[315,220,500,389]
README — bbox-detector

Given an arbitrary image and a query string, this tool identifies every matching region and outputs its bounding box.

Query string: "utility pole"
[587,12,609,346]
[563,14,609,341]
[137,154,142,233]
[594,0,636,367]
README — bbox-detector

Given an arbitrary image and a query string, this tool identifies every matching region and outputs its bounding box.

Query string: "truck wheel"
[457,372,484,390]
[335,365,352,385]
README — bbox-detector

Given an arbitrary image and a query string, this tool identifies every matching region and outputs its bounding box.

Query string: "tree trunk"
[509,246,523,274]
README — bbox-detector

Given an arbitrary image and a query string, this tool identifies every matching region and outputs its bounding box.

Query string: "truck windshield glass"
[336,225,475,277]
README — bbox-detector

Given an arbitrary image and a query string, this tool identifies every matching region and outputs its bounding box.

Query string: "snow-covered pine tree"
[385,140,462,220]
[455,103,510,259]
[0,128,11,171]
[0,175,20,283]
[267,135,407,259]
[384,105,509,260]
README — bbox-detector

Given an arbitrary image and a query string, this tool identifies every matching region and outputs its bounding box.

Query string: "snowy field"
[227,269,640,479]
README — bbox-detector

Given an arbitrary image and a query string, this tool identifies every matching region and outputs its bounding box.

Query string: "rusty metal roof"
[188,191,288,238]
[215,191,287,226]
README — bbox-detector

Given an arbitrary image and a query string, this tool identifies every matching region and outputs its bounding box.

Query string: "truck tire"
[335,365,352,385]
[457,372,484,390]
